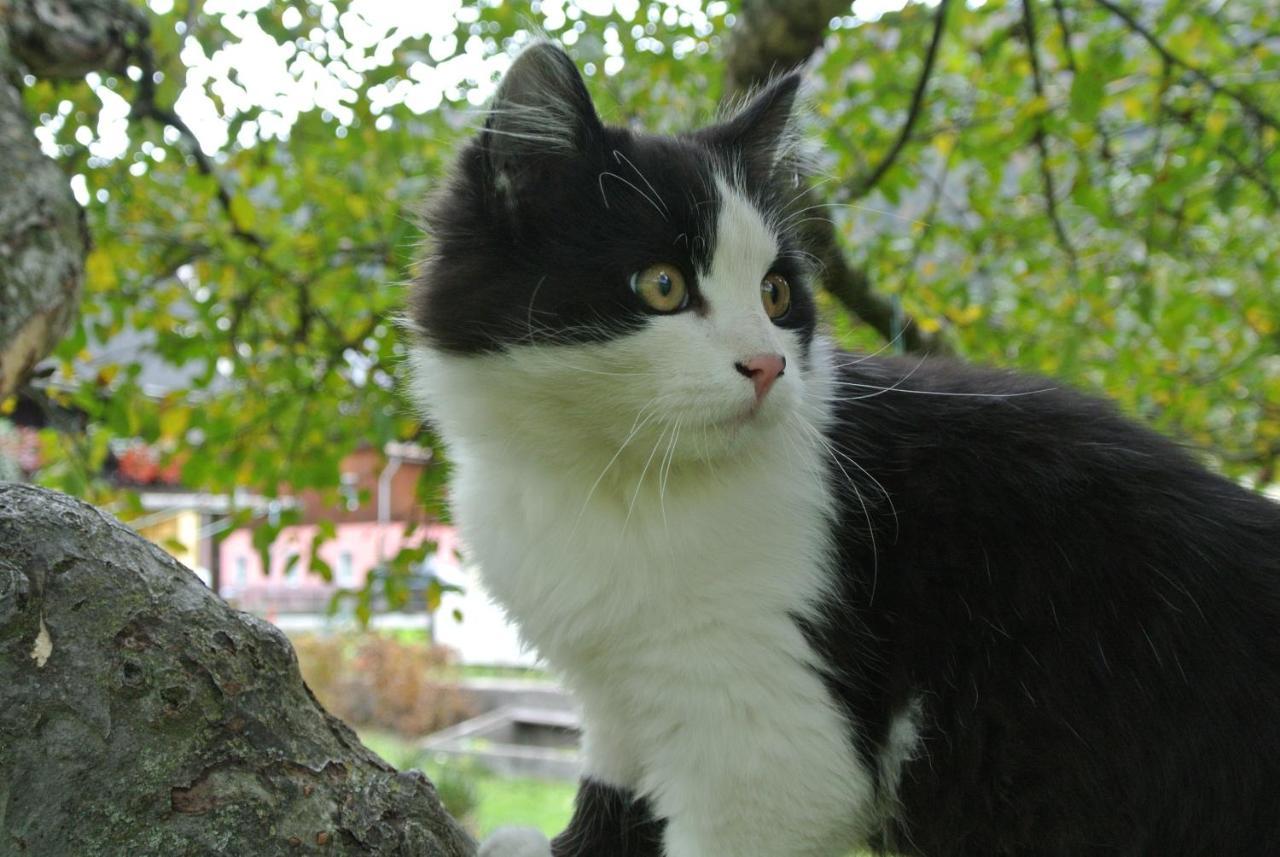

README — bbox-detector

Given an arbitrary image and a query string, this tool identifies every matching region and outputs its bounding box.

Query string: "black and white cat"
[407,43,1280,857]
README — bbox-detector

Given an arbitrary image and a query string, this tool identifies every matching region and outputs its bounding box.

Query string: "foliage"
[14,0,1279,528]
[291,631,476,736]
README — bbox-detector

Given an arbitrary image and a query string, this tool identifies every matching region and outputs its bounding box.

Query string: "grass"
[456,663,554,681]
[357,728,576,839]
[359,728,868,852]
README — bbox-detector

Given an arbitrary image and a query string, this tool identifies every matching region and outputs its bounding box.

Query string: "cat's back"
[813,351,1280,855]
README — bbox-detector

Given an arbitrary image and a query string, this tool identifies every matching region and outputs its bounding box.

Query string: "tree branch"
[129,44,266,248]
[845,0,953,201]
[721,0,854,96]
[1050,0,1078,73]
[0,18,89,398]
[1021,0,1080,284]
[4,0,149,79]
[0,484,476,857]
[1168,107,1280,210]
[1094,0,1280,134]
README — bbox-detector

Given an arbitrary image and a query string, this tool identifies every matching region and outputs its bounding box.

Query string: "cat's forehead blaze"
[704,179,781,299]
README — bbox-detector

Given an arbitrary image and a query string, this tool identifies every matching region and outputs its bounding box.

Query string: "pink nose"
[734,353,786,401]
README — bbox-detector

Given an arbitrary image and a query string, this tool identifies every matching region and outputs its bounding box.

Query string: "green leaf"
[1069,63,1105,124]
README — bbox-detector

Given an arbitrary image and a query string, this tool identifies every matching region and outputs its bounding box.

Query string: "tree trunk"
[0,19,88,399]
[0,483,477,857]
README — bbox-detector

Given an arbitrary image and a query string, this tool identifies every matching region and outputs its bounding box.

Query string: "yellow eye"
[762,273,791,320]
[631,263,689,313]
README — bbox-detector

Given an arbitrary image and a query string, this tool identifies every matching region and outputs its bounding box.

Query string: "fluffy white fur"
[410,185,888,856]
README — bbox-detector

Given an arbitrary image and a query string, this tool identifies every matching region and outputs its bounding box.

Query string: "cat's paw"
[478,826,553,857]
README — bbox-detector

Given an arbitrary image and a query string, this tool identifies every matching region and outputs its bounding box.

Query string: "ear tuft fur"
[483,41,603,198]
[698,72,812,181]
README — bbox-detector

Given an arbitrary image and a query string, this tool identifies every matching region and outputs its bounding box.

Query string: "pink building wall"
[219,520,459,612]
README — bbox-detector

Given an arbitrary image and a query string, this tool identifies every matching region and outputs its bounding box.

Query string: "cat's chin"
[682,401,787,457]
[709,403,769,432]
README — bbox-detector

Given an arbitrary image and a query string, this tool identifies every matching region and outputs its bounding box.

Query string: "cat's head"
[409,42,830,468]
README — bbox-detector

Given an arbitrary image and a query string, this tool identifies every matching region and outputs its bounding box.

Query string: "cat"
[406,42,1280,857]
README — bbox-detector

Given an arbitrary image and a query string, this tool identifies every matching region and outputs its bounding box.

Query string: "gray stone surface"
[0,483,477,857]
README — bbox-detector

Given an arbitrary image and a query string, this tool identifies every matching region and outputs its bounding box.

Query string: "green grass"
[456,663,554,682]
[357,728,575,839]
[464,768,576,838]
[359,728,868,851]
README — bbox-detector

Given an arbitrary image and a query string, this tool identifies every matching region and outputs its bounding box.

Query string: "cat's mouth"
[709,401,768,432]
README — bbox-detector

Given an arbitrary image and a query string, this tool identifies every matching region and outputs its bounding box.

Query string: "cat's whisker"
[625,418,671,522]
[795,414,900,546]
[658,416,683,549]
[781,200,936,230]
[837,357,928,403]
[599,170,668,220]
[789,412,880,601]
[569,403,661,540]
[613,149,671,218]
[831,326,911,366]
[830,380,1058,399]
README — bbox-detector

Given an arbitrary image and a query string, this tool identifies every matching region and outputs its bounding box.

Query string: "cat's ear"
[699,72,804,176]
[482,42,603,197]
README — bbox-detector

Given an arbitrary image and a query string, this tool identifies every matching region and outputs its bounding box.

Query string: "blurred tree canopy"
[6,0,1278,515]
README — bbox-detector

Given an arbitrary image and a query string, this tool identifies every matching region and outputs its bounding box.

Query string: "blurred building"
[218,443,458,619]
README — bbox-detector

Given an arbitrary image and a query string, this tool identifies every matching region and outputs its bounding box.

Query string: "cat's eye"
[762,273,791,320]
[631,263,689,313]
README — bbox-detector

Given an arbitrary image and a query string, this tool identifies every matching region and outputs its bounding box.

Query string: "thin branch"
[808,213,950,354]
[129,44,266,248]
[1093,0,1280,134]
[1050,0,1078,73]
[845,0,953,201]
[1021,0,1080,284]
[1168,108,1280,210]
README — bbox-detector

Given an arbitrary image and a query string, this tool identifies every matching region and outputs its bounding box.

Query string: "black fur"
[551,779,666,857]
[808,356,1280,855]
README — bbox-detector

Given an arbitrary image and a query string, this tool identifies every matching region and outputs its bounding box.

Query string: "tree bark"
[722,0,853,96]
[0,484,477,857]
[0,18,88,399]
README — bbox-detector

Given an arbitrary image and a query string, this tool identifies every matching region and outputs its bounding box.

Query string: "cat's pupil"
[657,274,672,296]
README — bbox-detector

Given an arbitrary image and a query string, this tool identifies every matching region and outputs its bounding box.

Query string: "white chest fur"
[448,420,878,856]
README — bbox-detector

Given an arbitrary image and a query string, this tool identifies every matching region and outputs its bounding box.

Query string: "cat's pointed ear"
[483,42,603,195]
[699,72,804,175]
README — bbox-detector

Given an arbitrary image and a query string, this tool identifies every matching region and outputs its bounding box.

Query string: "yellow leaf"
[229,195,256,230]
[0,396,15,415]
[347,195,370,219]
[95,364,119,386]
[917,316,942,334]
[932,132,957,158]
[86,250,118,290]
[1205,112,1228,137]
[159,406,189,441]
[1020,95,1050,121]
[1245,307,1275,335]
